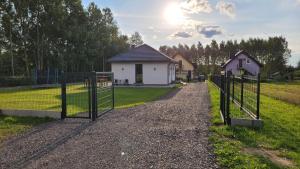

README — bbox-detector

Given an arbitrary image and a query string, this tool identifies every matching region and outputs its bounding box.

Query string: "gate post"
[232,75,234,102]
[61,71,66,120]
[91,71,97,121]
[240,74,244,110]
[88,76,92,119]
[256,73,260,119]
[220,74,226,125]
[226,72,231,125]
[112,73,115,109]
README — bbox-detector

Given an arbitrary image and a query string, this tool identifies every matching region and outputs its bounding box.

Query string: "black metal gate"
[61,72,114,121]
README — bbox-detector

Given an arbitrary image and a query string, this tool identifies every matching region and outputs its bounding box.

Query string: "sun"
[164,3,186,26]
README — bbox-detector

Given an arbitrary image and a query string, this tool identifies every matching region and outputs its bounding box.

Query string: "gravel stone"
[0,83,218,169]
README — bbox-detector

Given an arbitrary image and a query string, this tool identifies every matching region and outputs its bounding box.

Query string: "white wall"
[112,62,174,85]
[111,63,135,84]
[168,63,176,83]
[143,63,168,85]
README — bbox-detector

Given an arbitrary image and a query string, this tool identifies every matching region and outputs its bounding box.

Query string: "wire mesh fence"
[211,75,222,88]
[0,77,61,113]
[61,72,114,121]
[1,71,114,121]
[231,74,260,119]
[211,73,260,125]
[96,72,114,117]
[63,72,92,118]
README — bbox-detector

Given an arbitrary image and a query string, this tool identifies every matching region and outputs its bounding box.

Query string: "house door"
[239,59,243,68]
[135,64,143,84]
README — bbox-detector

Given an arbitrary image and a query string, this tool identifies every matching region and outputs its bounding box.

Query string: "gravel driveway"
[0,83,218,169]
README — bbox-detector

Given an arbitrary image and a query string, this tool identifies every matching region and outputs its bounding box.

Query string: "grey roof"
[222,50,263,68]
[108,44,177,63]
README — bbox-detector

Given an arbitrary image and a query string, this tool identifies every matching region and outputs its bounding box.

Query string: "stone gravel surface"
[0,83,218,169]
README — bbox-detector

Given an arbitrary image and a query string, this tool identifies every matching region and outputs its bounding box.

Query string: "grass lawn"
[261,81,300,106]
[0,115,53,143]
[208,81,300,169]
[0,85,176,113]
[114,87,175,108]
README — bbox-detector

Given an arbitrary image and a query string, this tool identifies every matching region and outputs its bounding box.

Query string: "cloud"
[172,31,193,38]
[180,0,213,14]
[152,35,158,39]
[216,1,236,18]
[196,25,222,38]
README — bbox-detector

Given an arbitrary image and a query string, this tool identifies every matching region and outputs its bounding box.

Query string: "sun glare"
[164,3,185,25]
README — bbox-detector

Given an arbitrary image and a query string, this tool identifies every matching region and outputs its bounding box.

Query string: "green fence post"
[240,74,244,110]
[91,71,97,121]
[220,74,226,125]
[226,72,231,125]
[232,75,234,102]
[88,75,92,119]
[112,73,115,109]
[61,71,66,120]
[256,73,260,119]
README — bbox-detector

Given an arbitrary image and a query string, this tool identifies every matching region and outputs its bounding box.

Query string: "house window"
[179,60,182,70]
[246,59,251,64]
[121,67,124,71]
[153,67,156,71]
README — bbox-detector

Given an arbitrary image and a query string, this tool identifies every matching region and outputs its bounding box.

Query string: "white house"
[222,50,262,76]
[172,53,196,80]
[108,44,177,85]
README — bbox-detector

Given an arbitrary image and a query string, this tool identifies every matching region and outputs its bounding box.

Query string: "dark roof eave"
[108,60,178,63]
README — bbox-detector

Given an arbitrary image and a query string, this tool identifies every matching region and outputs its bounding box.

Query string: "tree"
[158,36,292,76]
[0,0,130,76]
[129,32,143,47]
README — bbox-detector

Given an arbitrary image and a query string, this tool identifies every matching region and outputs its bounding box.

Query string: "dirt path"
[0,83,218,169]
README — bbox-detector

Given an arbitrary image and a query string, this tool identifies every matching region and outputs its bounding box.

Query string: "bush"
[0,76,34,87]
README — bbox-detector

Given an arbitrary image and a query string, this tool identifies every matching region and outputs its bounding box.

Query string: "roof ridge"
[107,44,177,63]
[143,44,176,62]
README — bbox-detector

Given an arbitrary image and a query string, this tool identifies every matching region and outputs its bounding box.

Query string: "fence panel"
[211,75,222,88]
[0,77,61,114]
[95,72,114,118]
[61,72,114,121]
[62,72,92,119]
[211,73,261,125]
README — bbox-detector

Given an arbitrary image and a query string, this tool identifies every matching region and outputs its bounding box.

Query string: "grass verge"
[0,115,53,143]
[208,81,300,169]
[114,87,176,109]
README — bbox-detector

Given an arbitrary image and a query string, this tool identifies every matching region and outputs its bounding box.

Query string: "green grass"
[208,81,300,169]
[0,115,53,143]
[261,81,300,106]
[0,85,176,114]
[114,87,175,108]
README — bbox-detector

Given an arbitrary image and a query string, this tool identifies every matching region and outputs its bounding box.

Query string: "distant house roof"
[172,53,197,69]
[221,50,263,68]
[108,44,177,63]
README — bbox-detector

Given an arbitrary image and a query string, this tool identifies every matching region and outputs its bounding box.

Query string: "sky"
[82,0,300,66]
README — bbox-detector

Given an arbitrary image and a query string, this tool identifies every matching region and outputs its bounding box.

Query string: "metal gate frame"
[61,71,114,121]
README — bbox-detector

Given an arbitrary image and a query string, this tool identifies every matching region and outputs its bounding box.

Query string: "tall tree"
[129,32,143,47]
